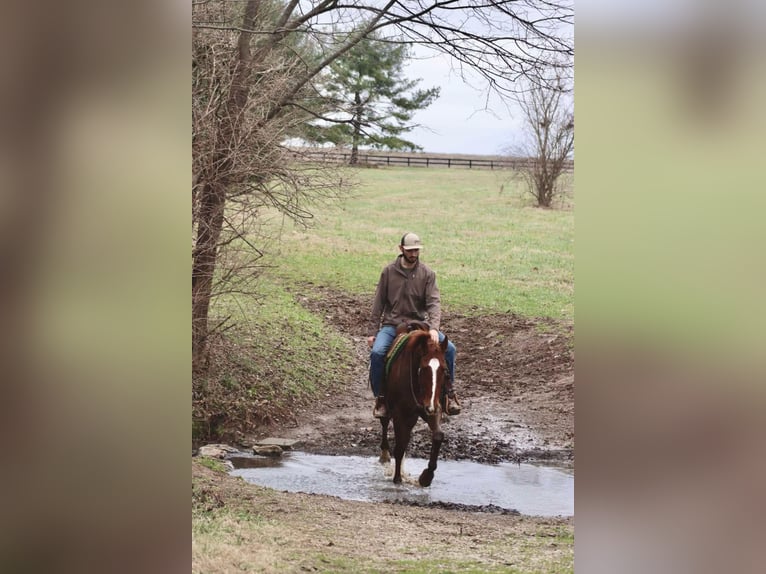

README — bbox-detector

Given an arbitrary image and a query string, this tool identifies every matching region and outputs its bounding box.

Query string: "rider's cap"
[400,232,424,250]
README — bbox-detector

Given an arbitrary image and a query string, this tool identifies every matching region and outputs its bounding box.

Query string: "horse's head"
[412,333,449,416]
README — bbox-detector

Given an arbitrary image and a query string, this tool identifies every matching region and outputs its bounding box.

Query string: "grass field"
[201,166,573,430]
[261,166,574,321]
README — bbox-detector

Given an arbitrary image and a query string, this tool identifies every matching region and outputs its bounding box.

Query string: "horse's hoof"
[393,476,402,484]
[418,469,434,487]
[379,450,391,464]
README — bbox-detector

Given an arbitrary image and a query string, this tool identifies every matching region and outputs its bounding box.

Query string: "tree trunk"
[350,91,362,165]
[192,0,258,372]
[192,178,227,372]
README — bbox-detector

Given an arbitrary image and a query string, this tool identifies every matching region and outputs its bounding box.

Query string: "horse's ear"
[440,335,448,353]
[416,332,431,352]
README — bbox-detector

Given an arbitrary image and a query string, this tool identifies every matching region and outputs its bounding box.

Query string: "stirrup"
[446,393,461,415]
[373,397,388,419]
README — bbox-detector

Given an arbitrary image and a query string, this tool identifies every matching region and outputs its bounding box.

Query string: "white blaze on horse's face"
[427,358,440,413]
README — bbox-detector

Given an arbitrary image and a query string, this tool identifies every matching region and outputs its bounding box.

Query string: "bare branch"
[507,60,573,207]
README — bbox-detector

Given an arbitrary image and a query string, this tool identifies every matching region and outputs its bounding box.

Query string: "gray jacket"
[367,255,442,336]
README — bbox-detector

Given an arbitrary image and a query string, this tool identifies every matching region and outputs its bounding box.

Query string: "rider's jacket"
[367,255,442,337]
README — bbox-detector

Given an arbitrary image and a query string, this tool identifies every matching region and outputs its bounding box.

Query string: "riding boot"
[373,396,389,418]
[444,380,461,415]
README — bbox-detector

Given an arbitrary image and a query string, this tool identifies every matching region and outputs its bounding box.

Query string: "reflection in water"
[227,456,282,469]
[230,452,573,517]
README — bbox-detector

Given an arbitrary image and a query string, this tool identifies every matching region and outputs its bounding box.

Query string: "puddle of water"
[230,452,573,517]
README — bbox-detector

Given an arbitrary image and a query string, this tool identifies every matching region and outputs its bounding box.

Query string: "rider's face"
[401,247,420,264]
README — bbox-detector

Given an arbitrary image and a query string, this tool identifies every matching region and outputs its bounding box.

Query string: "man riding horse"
[366,232,461,418]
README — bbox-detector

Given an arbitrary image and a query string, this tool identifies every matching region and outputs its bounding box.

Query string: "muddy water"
[230,452,573,517]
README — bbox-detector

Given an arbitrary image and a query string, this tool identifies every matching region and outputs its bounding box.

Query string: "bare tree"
[192,0,353,371]
[192,0,574,371]
[512,65,574,208]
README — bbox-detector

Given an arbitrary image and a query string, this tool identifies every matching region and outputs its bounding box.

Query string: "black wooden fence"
[288,149,573,171]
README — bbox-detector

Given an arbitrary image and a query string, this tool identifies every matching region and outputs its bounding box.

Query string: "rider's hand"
[429,329,439,344]
[367,336,375,348]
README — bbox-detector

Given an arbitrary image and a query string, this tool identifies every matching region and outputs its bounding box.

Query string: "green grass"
[192,506,572,574]
[211,279,354,399]
[293,557,544,573]
[194,279,355,433]
[198,166,572,434]
[192,506,268,537]
[196,457,229,473]
[380,560,534,573]
[258,167,573,321]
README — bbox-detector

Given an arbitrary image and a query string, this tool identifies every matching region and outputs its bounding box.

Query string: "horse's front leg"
[392,418,415,484]
[379,416,391,463]
[418,414,444,487]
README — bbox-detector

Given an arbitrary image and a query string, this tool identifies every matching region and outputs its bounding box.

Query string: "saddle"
[395,319,430,335]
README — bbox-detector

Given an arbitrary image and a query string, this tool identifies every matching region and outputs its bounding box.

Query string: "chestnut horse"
[378,322,448,486]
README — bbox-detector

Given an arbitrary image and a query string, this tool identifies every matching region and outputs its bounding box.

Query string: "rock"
[254,437,300,450]
[253,444,283,457]
[197,444,239,458]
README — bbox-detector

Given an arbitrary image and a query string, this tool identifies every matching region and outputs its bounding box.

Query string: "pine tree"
[309,34,440,164]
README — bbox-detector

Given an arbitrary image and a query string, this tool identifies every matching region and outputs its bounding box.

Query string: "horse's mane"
[385,320,431,372]
[386,328,443,378]
[385,331,417,376]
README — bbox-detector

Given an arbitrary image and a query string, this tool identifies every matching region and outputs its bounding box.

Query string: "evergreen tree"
[309,34,440,164]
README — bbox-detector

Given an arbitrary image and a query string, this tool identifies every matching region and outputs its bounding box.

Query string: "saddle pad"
[385,332,411,376]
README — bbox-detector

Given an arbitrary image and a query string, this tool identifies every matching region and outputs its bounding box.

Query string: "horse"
[378,321,449,486]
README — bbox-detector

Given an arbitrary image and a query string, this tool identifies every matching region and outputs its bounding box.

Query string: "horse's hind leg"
[418,417,444,487]
[379,417,391,463]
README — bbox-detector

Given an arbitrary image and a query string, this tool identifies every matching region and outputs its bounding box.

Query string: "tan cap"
[400,232,424,250]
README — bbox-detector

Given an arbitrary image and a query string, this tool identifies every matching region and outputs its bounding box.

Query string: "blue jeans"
[369,325,456,397]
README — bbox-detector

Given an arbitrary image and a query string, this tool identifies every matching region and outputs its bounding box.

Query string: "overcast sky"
[403,49,525,156]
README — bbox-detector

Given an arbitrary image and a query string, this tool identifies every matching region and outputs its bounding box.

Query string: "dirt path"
[242,286,574,466]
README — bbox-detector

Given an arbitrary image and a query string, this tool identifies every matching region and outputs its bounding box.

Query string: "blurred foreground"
[0,0,764,572]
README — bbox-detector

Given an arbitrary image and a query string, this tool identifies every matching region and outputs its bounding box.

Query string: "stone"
[253,444,283,457]
[197,444,239,458]
[253,437,300,450]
